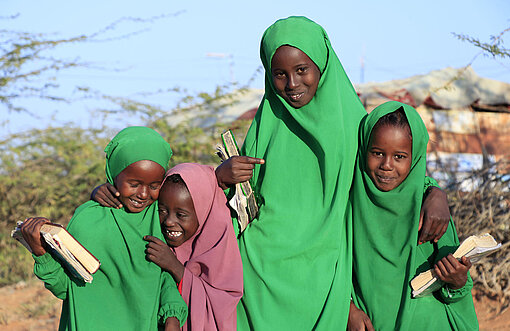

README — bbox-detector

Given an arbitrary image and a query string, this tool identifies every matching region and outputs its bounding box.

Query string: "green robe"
[351,101,478,330]
[33,126,187,330]
[236,16,366,330]
[34,202,187,331]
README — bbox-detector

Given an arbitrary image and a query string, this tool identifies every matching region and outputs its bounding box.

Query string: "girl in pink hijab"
[144,163,243,331]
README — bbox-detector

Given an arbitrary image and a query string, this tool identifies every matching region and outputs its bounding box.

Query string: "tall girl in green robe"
[21,126,187,330]
[220,16,367,330]
[349,101,478,330]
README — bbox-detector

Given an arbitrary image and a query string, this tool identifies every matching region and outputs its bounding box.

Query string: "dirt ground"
[0,281,509,330]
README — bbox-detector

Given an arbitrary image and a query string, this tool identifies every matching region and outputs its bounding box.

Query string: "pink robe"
[167,163,243,331]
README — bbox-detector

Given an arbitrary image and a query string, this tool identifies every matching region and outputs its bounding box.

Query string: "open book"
[411,233,501,297]
[11,221,100,283]
[216,130,259,232]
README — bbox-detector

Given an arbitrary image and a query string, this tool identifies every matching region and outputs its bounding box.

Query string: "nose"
[380,156,393,170]
[286,73,299,89]
[164,215,177,227]
[137,185,149,200]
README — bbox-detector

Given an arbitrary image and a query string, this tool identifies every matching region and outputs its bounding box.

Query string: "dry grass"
[447,164,510,312]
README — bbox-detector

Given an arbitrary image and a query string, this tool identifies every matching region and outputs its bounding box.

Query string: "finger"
[419,217,435,244]
[106,183,120,197]
[144,235,158,242]
[144,235,166,246]
[102,187,123,208]
[233,169,256,177]
[433,223,449,243]
[461,256,472,269]
[237,156,265,165]
[417,209,424,244]
[365,318,375,331]
[441,255,457,274]
[434,263,446,281]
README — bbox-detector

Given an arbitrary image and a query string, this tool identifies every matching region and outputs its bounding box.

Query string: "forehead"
[118,160,165,181]
[370,125,412,149]
[271,45,318,70]
[159,181,191,203]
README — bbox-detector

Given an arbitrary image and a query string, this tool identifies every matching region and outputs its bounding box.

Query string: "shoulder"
[67,201,112,234]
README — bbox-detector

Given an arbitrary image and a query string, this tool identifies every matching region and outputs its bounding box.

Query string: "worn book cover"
[411,233,501,297]
[11,221,100,283]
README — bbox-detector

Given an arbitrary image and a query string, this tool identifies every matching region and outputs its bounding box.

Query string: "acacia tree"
[0,13,183,114]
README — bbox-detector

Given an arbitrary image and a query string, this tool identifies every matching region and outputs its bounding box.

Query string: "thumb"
[418,209,424,231]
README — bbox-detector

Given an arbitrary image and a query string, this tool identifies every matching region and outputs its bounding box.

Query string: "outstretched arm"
[215,156,264,190]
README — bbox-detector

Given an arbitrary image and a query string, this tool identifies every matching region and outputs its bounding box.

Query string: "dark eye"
[395,154,407,160]
[273,71,285,79]
[130,184,139,188]
[297,66,307,74]
[149,185,159,190]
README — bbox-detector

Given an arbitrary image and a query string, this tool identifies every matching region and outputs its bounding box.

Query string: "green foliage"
[0,126,109,284]
[453,27,510,59]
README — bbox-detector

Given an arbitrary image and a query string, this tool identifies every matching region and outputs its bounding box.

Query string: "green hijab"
[351,101,478,330]
[56,127,186,329]
[104,126,173,184]
[237,16,366,330]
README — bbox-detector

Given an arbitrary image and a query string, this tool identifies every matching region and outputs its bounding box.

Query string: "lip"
[376,174,395,183]
[128,198,148,209]
[163,227,184,242]
[286,91,304,102]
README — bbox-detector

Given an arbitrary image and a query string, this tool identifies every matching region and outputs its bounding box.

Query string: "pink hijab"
[166,163,243,331]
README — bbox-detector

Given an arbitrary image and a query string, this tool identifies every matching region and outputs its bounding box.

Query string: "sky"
[3,0,510,138]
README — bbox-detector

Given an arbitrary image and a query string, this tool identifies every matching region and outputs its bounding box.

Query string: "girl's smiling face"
[158,179,199,247]
[271,45,320,108]
[114,160,165,213]
[366,124,412,192]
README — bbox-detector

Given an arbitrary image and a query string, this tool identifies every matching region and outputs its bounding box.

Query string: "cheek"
[272,78,285,94]
[149,189,160,201]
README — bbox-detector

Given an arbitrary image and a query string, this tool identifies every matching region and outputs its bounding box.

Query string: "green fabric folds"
[34,127,187,330]
[104,126,173,184]
[351,101,478,330]
[237,16,366,330]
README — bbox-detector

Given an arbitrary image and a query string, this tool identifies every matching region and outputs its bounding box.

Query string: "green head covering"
[104,126,172,184]
[237,16,366,330]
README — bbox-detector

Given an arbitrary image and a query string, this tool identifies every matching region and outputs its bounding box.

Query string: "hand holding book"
[19,217,52,256]
[434,255,472,290]
[12,219,100,283]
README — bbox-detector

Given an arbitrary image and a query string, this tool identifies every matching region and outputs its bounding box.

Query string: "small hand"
[164,316,180,331]
[347,301,375,331]
[215,156,265,189]
[434,255,472,290]
[20,217,52,256]
[418,187,450,244]
[92,183,122,209]
[144,235,184,282]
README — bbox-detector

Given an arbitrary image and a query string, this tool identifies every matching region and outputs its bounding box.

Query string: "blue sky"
[3,0,510,137]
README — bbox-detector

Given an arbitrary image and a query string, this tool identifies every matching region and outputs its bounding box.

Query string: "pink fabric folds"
[166,163,243,331]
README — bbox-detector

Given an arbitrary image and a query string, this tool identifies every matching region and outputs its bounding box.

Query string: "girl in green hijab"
[21,126,187,331]
[217,16,367,330]
[349,101,478,330]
